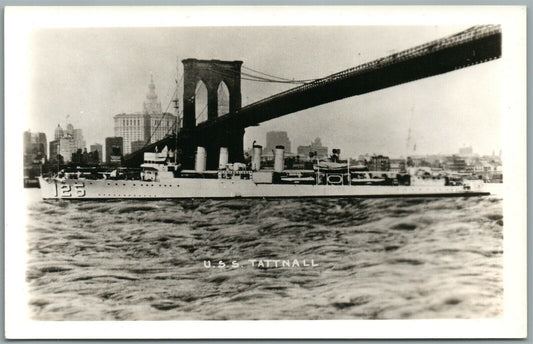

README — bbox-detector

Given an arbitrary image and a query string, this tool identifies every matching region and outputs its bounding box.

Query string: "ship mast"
[172,58,181,164]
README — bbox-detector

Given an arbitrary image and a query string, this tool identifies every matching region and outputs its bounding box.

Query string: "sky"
[26,25,501,158]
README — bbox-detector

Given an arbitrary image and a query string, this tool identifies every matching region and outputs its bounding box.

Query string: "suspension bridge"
[124,24,501,169]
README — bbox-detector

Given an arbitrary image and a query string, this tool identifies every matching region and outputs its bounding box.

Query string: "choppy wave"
[25,189,503,320]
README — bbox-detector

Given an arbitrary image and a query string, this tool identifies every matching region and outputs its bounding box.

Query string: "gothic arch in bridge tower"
[217,81,230,117]
[194,80,208,124]
[182,59,243,129]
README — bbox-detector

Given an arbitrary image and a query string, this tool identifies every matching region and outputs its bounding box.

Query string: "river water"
[25,187,503,320]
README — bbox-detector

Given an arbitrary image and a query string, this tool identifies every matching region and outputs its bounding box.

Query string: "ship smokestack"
[218,147,229,169]
[252,144,262,171]
[274,145,285,172]
[195,146,206,172]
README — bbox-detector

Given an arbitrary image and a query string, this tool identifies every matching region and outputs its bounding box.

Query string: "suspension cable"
[242,65,310,82]
[207,66,318,84]
[195,103,208,122]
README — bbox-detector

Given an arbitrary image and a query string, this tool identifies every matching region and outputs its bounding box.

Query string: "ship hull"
[38,177,489,200]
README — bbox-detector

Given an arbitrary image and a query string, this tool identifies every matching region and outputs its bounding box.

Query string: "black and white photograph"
[4,6,527,339]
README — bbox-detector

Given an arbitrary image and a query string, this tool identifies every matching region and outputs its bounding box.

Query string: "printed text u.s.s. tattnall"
[203,259,319,269]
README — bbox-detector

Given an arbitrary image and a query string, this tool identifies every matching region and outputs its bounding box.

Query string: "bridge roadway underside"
[124,29,500,169]
[201,32,501,129]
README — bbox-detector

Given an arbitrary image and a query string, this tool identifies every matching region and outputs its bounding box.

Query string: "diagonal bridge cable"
[207,65,318,84]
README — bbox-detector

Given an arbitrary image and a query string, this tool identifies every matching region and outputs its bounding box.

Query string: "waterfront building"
[408,156,433,168]
[49,136,76,163]
[389,158,406,173]
[358,154,372,163]
[114,75,177,154]
[368,155,391,171]
[297,138,328,159]
[90,143,103,164]
[265,131,291,154]
[71,148,86,165]
[445,155,467,172]
[71,148,100,166]
[23,131,47,165]
[105,137,124,165]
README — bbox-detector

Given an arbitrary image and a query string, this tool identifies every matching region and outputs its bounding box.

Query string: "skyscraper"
[114,75,177,154]
[49,123,85,162]
[105,137,123,165]
[49,137,76,163]
[73,128,86,151]
[114,113,149,154]
[54,125,64,140]
[23,131,47,164]
[265,131,291,154]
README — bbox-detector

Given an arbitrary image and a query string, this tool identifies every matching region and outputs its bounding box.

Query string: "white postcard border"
[4,5,527,339]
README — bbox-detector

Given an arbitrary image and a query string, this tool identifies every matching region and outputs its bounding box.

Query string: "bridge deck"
[198,24,501,129]
[125,25,501,166]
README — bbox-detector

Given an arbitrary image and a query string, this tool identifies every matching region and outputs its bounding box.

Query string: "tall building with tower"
[114,75,177,155]
[63,123,86,150]
[49,123,85,163]
[143,74,163,115]
[265,131,291,154]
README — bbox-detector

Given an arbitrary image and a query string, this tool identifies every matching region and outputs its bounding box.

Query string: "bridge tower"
[181,59,244,169]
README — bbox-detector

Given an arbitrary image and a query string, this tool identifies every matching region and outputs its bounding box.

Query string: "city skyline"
[25,26,501,159]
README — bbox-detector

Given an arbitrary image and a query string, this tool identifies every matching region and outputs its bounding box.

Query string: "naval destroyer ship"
[39,145,488,200]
